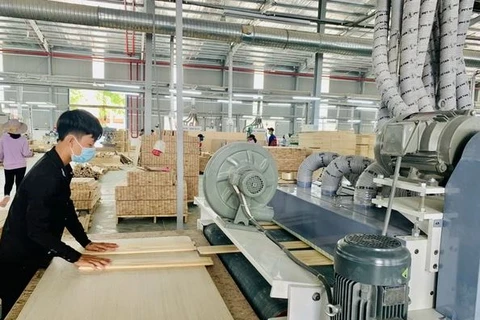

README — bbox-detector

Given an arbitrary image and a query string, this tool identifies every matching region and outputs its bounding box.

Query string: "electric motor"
[332,234,411,320]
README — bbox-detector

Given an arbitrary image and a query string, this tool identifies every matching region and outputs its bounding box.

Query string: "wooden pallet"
[117,214,189,224]
[75,199,100,215]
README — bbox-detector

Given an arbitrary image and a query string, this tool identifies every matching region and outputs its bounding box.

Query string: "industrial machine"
[196,110,480,320]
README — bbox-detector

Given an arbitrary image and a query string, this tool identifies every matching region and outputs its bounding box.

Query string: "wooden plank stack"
[115,170,188,223]
[299,131,357,155]
[139,131,199,202]
[355,134,376,159]
[70,178,101,213]
[89,152,122,170]
[114,129,130,152]
[199,152,212,174]
[187,131,246,153]
[264,147,308,173]
[73,163,107,180]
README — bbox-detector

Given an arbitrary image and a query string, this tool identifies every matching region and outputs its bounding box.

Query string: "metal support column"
[144,0,154,134]
[291,72,300,133]
[227,56,234,132]
[312,0,327,127]
[175,0,185,229]
[16,86,23,120]
[47,52,55,127]
[169,36,175,129]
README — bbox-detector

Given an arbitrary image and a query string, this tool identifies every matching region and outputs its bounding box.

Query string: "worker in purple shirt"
[0,119,34,207]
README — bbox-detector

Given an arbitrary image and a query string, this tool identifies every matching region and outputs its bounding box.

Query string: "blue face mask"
[71,138,96,163]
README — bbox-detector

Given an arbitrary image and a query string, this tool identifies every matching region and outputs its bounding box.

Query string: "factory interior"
[0,0,480,319]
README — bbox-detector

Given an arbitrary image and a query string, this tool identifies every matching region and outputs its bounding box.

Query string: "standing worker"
[0,119,34,208]
[267,128,278,146]
[0,110,118,319]
[247,134,257,143]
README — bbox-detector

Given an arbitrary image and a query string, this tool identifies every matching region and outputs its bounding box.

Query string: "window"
[92,59,105,79]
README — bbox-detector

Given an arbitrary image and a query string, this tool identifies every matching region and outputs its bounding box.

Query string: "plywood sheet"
[290,250,333,266]
[16,236,233,320]
[280,241,310,250]
[197,245,240,255]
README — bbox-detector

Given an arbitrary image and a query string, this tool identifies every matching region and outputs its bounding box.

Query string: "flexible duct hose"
[354,162,393,206]
[297,152,339,188]
[456,0,475,110]
[321,156,373,197]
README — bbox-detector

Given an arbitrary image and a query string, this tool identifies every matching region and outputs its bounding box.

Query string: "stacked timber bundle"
[113,129,130,152]
[139,131,199,202]
[264,147,308,174]
[199,152,212,174]
[89,152,122,170]
[355,134,376,159]
[70,178,101,213]
[115,170,188,223]
[73,163,107,180]
[299,131,357,156]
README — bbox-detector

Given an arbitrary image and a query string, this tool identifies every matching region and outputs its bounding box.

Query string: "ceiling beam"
[26,20,49,53]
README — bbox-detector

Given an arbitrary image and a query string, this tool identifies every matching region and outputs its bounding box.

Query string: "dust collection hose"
[297,152,339,188]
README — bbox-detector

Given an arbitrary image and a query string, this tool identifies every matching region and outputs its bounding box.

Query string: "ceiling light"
[106,83,141,89]
[293,96,321,101]
[347,99,375,105]
[0,85,11,89]
[0,100,14,104]
[242,116,255,119]
[323,105,337,109]
[234,93,263,99]
[38,104,56,108]
[114,92,140,96]
[267,103,291,107]
[9,103,28,107]
[164,95,193,100]
[270,117,285,120]
[347,119,362,123]
[356,107,378,111]
[26,102,48,105]
[169,89,202,95]
[217,99,243,104]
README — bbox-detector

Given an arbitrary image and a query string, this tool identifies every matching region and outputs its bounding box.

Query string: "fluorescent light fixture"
[106,83,141,89]
[242,116,255,119]
[270,117,285,120]
[169,89,202,95]
[9,103,28,107]
[234,93,263,99]
[113,91,140,96]
[38,104,56,108]
[164,95,193,100]
[323,105,337,109]
[0,100,14,104]
[347,99,375,105]
[0,85,10,89]
[267,103,291,107]
[296,118,304,120]
[356,107,378,111]
[26,102,48,105]
[347,119,362,123]
[293,96,321,101]
[217,99,243,104]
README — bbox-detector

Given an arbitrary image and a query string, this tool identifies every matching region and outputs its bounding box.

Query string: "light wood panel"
[280,241,310,250]
[290,250,333,266]
[79,252,213,272]
[197,245,240,255]
[16,236,233,320]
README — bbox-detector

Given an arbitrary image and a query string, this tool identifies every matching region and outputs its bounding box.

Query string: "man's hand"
[85,242,118,252]
[74,254,111,270]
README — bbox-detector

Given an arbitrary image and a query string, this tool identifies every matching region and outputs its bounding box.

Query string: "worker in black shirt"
[0,110,118,319]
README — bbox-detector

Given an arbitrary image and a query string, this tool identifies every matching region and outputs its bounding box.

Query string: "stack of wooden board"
[114,129,130,152]
[264,147,308,173]
[115,170,188,223]
[70,178,101,213]
[187,131,246,153]
[139,131,199,202]
[299,131,357,155]
[199,152,212,174]
[73,163,108,180]
[89,152,122,170]
[355,134,376,159]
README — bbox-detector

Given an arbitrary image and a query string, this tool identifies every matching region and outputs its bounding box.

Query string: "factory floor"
[0,154,203,233]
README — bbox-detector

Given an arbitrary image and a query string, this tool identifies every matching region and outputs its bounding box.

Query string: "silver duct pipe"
[2,0,480,66]
[297,152,339,188]
[321,155,373,197]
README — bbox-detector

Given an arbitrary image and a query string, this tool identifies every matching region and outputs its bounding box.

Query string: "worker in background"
[267,128,278,146]
[280,135,287,147]
[139,128,145,136]
[198,134,204,154]
[247,134,257,144]
[0,110,118,319]
[0,119,34,208]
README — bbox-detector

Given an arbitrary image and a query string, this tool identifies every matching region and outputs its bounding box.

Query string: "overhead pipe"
[297,152,339,188]
[2,0,480,67]
[321,155,373,197]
